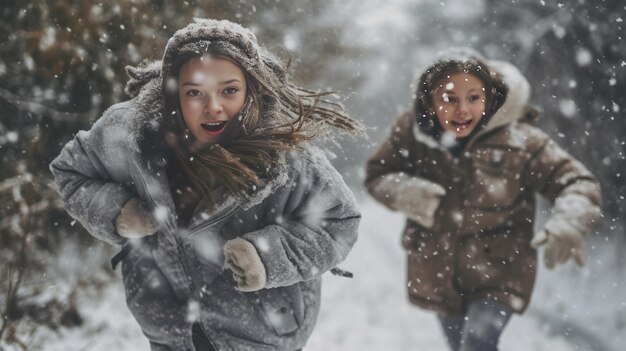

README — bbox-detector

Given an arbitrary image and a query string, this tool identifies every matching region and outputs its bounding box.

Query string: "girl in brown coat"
[365,50,601,351]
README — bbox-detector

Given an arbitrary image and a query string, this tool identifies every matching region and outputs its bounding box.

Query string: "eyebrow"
[181,79,242,87]
[440,88,483,94]
[219,79,242,85]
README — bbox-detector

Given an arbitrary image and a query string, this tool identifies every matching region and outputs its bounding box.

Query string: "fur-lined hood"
[122,18,361,162]
[410,52,540,151]
[479,60,535,133]
[465,59,540,149]
[422,48,539,130]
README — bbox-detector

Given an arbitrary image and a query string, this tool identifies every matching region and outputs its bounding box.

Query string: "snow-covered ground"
[36,199,623,351]
[308,201,599,351]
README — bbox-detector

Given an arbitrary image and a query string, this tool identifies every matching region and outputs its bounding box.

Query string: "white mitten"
[115,198,158,239]
[531,224,586,270]
[374,173,446,228]
[223,238,267,292]
[531,192,599,269]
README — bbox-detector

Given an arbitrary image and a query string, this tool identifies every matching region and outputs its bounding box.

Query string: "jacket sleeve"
[364,113,441,212]
[242,150,361,289]
[49,104,136,245]
[523,125,602,237]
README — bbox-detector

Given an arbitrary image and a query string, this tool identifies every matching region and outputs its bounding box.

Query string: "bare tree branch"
[0,174,33,193]
[0,86,92,122]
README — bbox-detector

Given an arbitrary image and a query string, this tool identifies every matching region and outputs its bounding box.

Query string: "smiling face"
[431,72,486,139]
[178,55,247,145]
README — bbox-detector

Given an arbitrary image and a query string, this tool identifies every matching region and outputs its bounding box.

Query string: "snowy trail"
[40,199,614,351]
[528,308,612,351]
[307,200,583,351]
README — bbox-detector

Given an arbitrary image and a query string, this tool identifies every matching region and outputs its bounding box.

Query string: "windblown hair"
[413,57,508,139]
[162,42,363,208]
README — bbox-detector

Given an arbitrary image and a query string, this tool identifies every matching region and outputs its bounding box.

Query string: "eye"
[185,89,202,97]
[469,94,482,102]
[222,87,240,95]
[443,96,458,104]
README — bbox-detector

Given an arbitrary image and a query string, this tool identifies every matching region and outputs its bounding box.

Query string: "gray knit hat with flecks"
[125,18,262,98]
[161,18,262,79]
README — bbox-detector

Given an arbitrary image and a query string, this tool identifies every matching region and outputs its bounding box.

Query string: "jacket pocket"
[120,241,187,343]
[455,231,522,290]
[403,226,449,303]
[254,284,303,336]
[120,241,175,303]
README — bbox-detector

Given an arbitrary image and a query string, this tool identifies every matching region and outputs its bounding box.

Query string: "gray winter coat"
[49,99,360,350]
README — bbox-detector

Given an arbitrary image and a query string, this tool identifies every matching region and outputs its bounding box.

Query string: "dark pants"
[438,298,513,351]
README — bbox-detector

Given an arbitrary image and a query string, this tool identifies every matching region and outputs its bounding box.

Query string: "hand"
[115,198,158,238]
[223,238,266,292]
[531,228,585,270]
[395,176,446,228]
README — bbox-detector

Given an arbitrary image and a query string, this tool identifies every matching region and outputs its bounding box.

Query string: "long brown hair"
[163,42,362,208]
[414,57,508,139]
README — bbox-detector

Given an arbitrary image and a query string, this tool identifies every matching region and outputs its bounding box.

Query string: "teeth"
[452,119,471,124]
[201,121,227,133]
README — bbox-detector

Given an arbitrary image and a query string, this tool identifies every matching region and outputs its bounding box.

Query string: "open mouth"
[449,119,473,130]
[201,121,228,135]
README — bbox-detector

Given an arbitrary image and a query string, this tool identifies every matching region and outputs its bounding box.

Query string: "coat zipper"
[186,204,240,234]
[173,204,240,291]
[175,204,240,285]
[132,158,229,349]
[175,205,239,351]
[442,151,468,306]
[449,150,473,300]
[198,323,220,350]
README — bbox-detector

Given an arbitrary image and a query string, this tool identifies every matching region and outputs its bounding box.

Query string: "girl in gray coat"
[50,19,362,351]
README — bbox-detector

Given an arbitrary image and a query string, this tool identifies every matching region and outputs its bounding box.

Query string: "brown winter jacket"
[365,61,602,316]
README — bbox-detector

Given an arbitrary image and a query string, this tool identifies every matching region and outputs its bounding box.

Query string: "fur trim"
[464,60,532,149]
[124,60,162,98]
[480,60,531,132]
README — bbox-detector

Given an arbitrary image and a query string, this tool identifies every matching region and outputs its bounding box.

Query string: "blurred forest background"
[0,0,624,349]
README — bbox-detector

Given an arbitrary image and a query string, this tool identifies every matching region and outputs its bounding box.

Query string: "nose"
[457,100,469,116]
[203,96,223,116]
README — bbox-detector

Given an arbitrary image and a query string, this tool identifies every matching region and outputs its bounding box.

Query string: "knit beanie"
[161,18,262,81]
